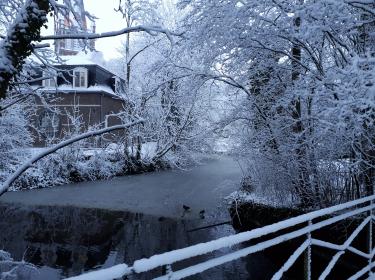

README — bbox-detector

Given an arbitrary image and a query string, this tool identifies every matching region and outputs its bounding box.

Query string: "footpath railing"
[66,195,375,280]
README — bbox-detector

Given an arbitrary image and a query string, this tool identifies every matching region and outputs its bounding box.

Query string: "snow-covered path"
[0,157,242,218]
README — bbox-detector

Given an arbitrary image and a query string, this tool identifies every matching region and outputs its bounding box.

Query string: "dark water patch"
[0,202,250,279]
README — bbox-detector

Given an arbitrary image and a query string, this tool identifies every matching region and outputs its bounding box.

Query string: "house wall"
[32,92,126,147]
[30,63,128,147]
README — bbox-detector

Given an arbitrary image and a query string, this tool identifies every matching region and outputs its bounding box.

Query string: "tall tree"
[0,0,176,195]
[178,0,375,208]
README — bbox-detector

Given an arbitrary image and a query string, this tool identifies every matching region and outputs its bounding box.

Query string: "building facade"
[30,2,128,147]
[31,58,126,147]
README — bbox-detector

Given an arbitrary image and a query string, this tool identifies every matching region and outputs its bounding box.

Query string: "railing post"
[369,199,373,278]
[162,264,173,279]
[304,220,312,280]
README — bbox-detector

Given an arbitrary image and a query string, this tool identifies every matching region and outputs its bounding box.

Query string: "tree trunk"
[291,15,314,208]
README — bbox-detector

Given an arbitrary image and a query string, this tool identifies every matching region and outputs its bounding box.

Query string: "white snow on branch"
[41,25,181,43]
[0,119,144,196]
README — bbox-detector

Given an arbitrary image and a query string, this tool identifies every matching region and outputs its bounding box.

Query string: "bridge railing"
[67,195,375,280]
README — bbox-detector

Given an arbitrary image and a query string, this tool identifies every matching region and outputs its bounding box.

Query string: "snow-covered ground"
[226,189,296,209]
[26,142,158,159]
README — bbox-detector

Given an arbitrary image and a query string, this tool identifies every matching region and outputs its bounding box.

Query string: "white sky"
[83,0,125,60]
[43,1,131,61]
[42,1,177,61]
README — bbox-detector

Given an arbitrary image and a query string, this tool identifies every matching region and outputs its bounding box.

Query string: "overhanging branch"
[0,119,144,197]
[41,25,182,42]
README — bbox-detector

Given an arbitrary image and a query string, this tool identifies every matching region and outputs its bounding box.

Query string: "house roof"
[59,51,120,77]
[37,85,124,100]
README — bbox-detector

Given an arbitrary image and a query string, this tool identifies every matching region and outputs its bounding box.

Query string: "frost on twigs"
[180,0,375,209]
[0,103,32,187]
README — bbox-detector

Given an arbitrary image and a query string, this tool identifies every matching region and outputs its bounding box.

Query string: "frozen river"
[0,156,241,218]
[0,157,257,279]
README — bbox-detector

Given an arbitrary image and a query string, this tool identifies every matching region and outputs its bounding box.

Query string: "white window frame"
[73,67,88,88]
[42,70,57,87]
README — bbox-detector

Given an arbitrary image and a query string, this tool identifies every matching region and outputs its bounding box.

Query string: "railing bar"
[66,264,132,280]
[312,239,342,251]
[347,246,371,259]
[347,262,375,280]
[344,217,371,246]
[369,199,373,278]
[318,251,345,280]
[133,205,373,274]
[312,242,372,260]
[152,206,373,280]
[313,216,371,256]
[306,220,312,280]
[271,239,310,280]
[166,264,173,279]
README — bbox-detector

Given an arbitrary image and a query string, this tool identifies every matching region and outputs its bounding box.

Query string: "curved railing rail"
[66,195,375,280]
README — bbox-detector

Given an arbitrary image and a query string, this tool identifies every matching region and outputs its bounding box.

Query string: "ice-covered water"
[0,157,241,218]
[0,157,252,279]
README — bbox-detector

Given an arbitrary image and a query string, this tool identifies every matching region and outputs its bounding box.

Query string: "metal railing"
[67,195,375,280]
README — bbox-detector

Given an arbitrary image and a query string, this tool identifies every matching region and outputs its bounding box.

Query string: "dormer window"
[42,70,57,87]
[73,67,88,88]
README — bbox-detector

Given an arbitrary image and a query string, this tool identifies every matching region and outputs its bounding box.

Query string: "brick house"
[31,53,127,147]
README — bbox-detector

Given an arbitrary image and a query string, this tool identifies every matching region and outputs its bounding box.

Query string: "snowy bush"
[0,103,32,184]
[0,250,36,280]
[10,146,126,190]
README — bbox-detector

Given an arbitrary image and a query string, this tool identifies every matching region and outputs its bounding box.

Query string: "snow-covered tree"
[178,0,375,208]
[0,0,177,195]
[116,0,162,91]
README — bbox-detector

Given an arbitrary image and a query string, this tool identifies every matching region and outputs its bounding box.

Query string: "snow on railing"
[66,195,375,280]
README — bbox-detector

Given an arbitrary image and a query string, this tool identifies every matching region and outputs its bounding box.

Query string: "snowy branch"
[0,0,50,99]
[40,25,181,42]
[0,119,144,197]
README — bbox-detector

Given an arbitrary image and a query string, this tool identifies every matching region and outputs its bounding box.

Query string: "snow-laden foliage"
[0,250,36,280]
[108,14,214,167]
[6,115,147,191]
[0,103,32,183]
[10,146,126,191]
[179,0,375,208]
[0,0,183,196]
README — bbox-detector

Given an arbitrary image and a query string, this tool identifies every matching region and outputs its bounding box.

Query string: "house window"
[73,68,88,88]
[42,71,57,87]
[38,111,60,139]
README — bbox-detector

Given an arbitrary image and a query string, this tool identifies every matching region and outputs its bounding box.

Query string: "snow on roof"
[40,84,123,99]
[60,51,114,74]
